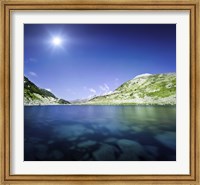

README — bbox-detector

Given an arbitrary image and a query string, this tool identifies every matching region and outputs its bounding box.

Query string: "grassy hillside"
[88,73,176,105]
[24,76,70,105]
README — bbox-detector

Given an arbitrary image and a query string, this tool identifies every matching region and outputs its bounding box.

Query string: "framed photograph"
[0,0,199,184]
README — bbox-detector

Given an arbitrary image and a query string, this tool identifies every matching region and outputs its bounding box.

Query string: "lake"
[24,105,176,161]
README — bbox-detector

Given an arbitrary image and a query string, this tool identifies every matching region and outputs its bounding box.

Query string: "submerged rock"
[68,137,77,141]
[131,126,143,132]
[155,131,176,150]
[145,145,159,158]
[104,137,118,143]
[81,154,90,160]
[48,140,55,144]
[93,144,117,161]
[29,137,42,144]
[49,150,64,160]
[35,144,48,150]
[117,139,143,151]
[35,144,48,160]
[77,140,97,148]
[55,125,94,140]
[117,139,147,161]
[69,146,75,150]
[80,137,86,140]
[36,152,47,160]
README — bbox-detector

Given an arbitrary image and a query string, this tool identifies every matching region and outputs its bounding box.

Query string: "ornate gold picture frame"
[0,0,199,184]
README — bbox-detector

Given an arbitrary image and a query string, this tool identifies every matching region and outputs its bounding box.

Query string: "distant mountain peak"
[134,73,152,79]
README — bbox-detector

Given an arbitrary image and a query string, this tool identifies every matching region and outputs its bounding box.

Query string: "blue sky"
[24,24,176,101]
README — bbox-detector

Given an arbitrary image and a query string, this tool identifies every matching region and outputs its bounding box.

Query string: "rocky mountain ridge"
[87,73,176,105]
[24,76,70,105]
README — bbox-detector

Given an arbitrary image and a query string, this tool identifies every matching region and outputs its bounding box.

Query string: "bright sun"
[52,37,62,46]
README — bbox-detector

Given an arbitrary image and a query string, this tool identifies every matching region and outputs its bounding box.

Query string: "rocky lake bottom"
[24,105,176,161]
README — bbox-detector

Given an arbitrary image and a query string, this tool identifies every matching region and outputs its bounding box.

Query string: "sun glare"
[52,37,62,46]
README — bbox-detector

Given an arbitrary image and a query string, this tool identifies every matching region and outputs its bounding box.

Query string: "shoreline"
[24,104,176,106]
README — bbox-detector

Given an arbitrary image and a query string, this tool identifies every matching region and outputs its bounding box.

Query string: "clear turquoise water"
[24,105,176,161]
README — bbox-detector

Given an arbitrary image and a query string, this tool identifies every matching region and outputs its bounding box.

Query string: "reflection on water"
[24,105,176,161]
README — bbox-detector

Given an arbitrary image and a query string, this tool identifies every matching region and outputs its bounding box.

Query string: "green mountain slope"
[24,76,70,105]
[88,73,176,105]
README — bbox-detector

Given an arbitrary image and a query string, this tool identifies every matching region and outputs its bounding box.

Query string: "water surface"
[24,105,176,161]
